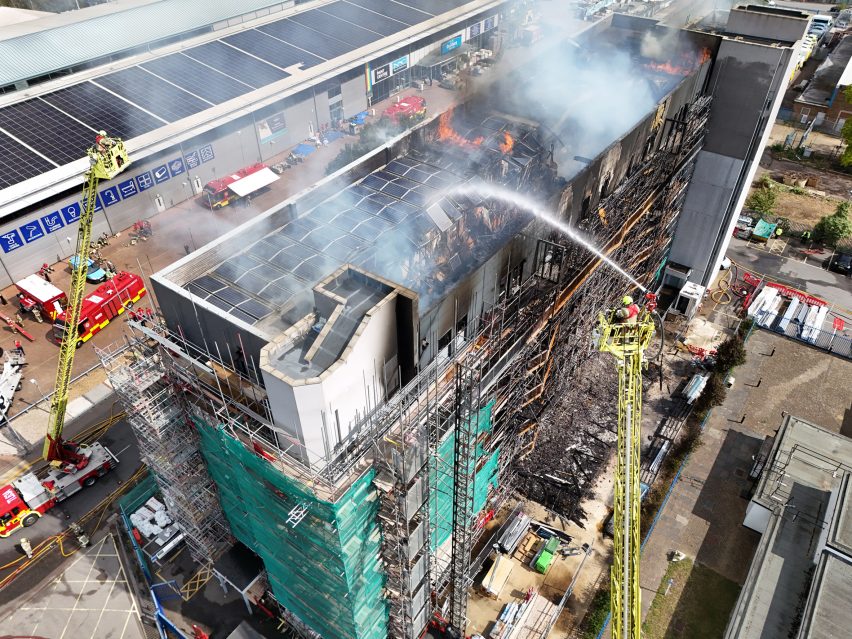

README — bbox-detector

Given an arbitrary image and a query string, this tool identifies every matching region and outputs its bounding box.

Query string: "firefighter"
[14,340,24,356]
[20,537,33,559]
[615,295,640,323]
[32,307,43,323]
[94,130,114,154]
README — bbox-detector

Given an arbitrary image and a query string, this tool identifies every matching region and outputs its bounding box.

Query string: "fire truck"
[53,271,146,348]
[200,162,279,209]
[383,96,427,124]
[16,274,67,320]
[0,443,117,537]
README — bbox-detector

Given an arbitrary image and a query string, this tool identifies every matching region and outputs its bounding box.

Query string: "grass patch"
[643,558,741,639]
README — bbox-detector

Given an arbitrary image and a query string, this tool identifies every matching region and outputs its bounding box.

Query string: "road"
[0,400,142,589]
[726,237,852,318]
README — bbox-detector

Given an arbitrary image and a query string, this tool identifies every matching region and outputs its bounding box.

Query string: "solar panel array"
[189,154,467,328]
[0,0,473,189]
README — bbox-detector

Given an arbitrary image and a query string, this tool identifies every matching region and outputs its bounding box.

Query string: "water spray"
[445,181,647,291]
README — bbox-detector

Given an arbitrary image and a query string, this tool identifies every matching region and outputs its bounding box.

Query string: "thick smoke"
[479,38,659,177]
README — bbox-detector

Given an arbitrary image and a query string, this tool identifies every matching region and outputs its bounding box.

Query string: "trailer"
[0,442,117,537]
[0,351,25,419]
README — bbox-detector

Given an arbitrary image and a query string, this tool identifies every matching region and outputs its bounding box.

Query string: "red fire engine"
[0,442,117,537]
[15,274,67,320]
[383,96,427,123]
[53,271,146,348]
[200,162,279,209]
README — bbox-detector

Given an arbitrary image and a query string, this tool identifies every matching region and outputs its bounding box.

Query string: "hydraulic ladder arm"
[596,294,657,639]
[43,135,130,469]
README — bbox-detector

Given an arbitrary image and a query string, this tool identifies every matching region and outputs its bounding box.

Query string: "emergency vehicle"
[382,96,427,123]
[53,271,146,348]
[0,442,117,537]
[15,274,67,320]
[200,162,279,209]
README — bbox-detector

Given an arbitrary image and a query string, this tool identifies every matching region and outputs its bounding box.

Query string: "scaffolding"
[100,89,714,639]
[98,338,230,564]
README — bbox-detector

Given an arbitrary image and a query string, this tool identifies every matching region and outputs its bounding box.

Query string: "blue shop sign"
[0,230,24,253]
[61,202,82,224]
[19,220,45,243]
[118,178,138,199]
[152,164,170,184]
[100,186,121,207]
[168,157,186,177]
[199,144,215,163]
[391,55,409,74]
[41,211,64,233]
[136,171,154,191]
[185,150,200,170]
[441,35,463,55]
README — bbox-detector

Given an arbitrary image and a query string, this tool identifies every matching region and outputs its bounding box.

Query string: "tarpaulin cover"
[431,400,499,547]
[293,143,316,157]
[196,417,387,639]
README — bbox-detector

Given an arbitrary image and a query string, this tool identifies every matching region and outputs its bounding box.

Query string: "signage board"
[391,55,409,74]
[441,35,463,55]
[372,64,391,84]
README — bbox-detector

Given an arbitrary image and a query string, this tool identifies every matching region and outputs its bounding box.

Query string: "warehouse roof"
[0,0,500,215]
[0,0,298,87]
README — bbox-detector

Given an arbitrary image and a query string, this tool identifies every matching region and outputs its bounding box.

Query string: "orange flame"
[644,47,712,77]
[437,109,484,147]
[499,131,514,154]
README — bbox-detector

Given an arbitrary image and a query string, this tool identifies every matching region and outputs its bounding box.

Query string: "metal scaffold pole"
[449,359,482,631]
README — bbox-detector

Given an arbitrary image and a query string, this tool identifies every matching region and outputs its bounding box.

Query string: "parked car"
[829,252,852,275]
[69,256,107,283]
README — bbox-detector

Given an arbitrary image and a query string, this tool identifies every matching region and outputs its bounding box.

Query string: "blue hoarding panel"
[41,211,65,234]
[168,157,185,177]
[199,144,215,163]
[152,165,170,184]
[136,171,154,191]
[0,230,24,253]
[19,220,45,243]
[119,178,138,199]
[61,202,82,224]
[100,186,121,207]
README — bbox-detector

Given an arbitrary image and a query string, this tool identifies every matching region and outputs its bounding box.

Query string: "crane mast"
[596,294,657,639]
[43,134,130,469]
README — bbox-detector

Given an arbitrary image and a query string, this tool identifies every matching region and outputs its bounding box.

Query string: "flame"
[499,131,514,154]
[644,47,712,77]
[437,109,484,147]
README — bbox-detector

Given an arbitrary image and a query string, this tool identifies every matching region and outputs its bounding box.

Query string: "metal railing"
[754,310,852,360]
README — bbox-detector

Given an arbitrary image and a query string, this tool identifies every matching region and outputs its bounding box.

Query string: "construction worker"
[615,295,640,323]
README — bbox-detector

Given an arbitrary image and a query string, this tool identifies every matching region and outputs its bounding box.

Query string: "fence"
[754,309,852,360]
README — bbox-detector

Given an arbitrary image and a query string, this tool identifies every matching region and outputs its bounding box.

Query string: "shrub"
[813,201,852,247]
[745,179,777,216]
[579,584,612,639]
[715,336,747,373]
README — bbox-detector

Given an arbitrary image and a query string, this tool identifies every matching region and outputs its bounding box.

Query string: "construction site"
[85,14,719,639]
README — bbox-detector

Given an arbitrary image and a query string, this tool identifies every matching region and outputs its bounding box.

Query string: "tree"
[813,200,852,247]
[745,177,777,217]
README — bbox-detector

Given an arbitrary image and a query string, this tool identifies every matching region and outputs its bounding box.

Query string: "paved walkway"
[2,533,145,639]
[636,326,852,630]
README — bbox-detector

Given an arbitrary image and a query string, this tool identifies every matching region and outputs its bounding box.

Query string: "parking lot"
[1,532,144,639]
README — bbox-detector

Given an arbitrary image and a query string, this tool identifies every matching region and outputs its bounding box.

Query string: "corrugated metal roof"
[0,0,294,86]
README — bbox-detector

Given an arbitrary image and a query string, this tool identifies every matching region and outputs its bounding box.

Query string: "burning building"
[97,12,785,639]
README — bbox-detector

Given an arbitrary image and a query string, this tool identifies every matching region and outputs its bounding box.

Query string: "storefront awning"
[230,167,279,197]
[416,43,474,69]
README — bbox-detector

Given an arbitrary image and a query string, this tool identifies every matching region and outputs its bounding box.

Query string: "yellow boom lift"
[596,292,658,639]
[43,133,130,470]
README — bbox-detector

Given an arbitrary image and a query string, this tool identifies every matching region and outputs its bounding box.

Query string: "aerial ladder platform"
[596,293,658,639]
[44,133,130,471]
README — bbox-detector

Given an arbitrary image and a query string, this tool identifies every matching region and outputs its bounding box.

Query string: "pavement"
[1,532,145,639]
[635,326,852,633]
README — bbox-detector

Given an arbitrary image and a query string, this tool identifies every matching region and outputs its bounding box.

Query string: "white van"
[811,15,834,30]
